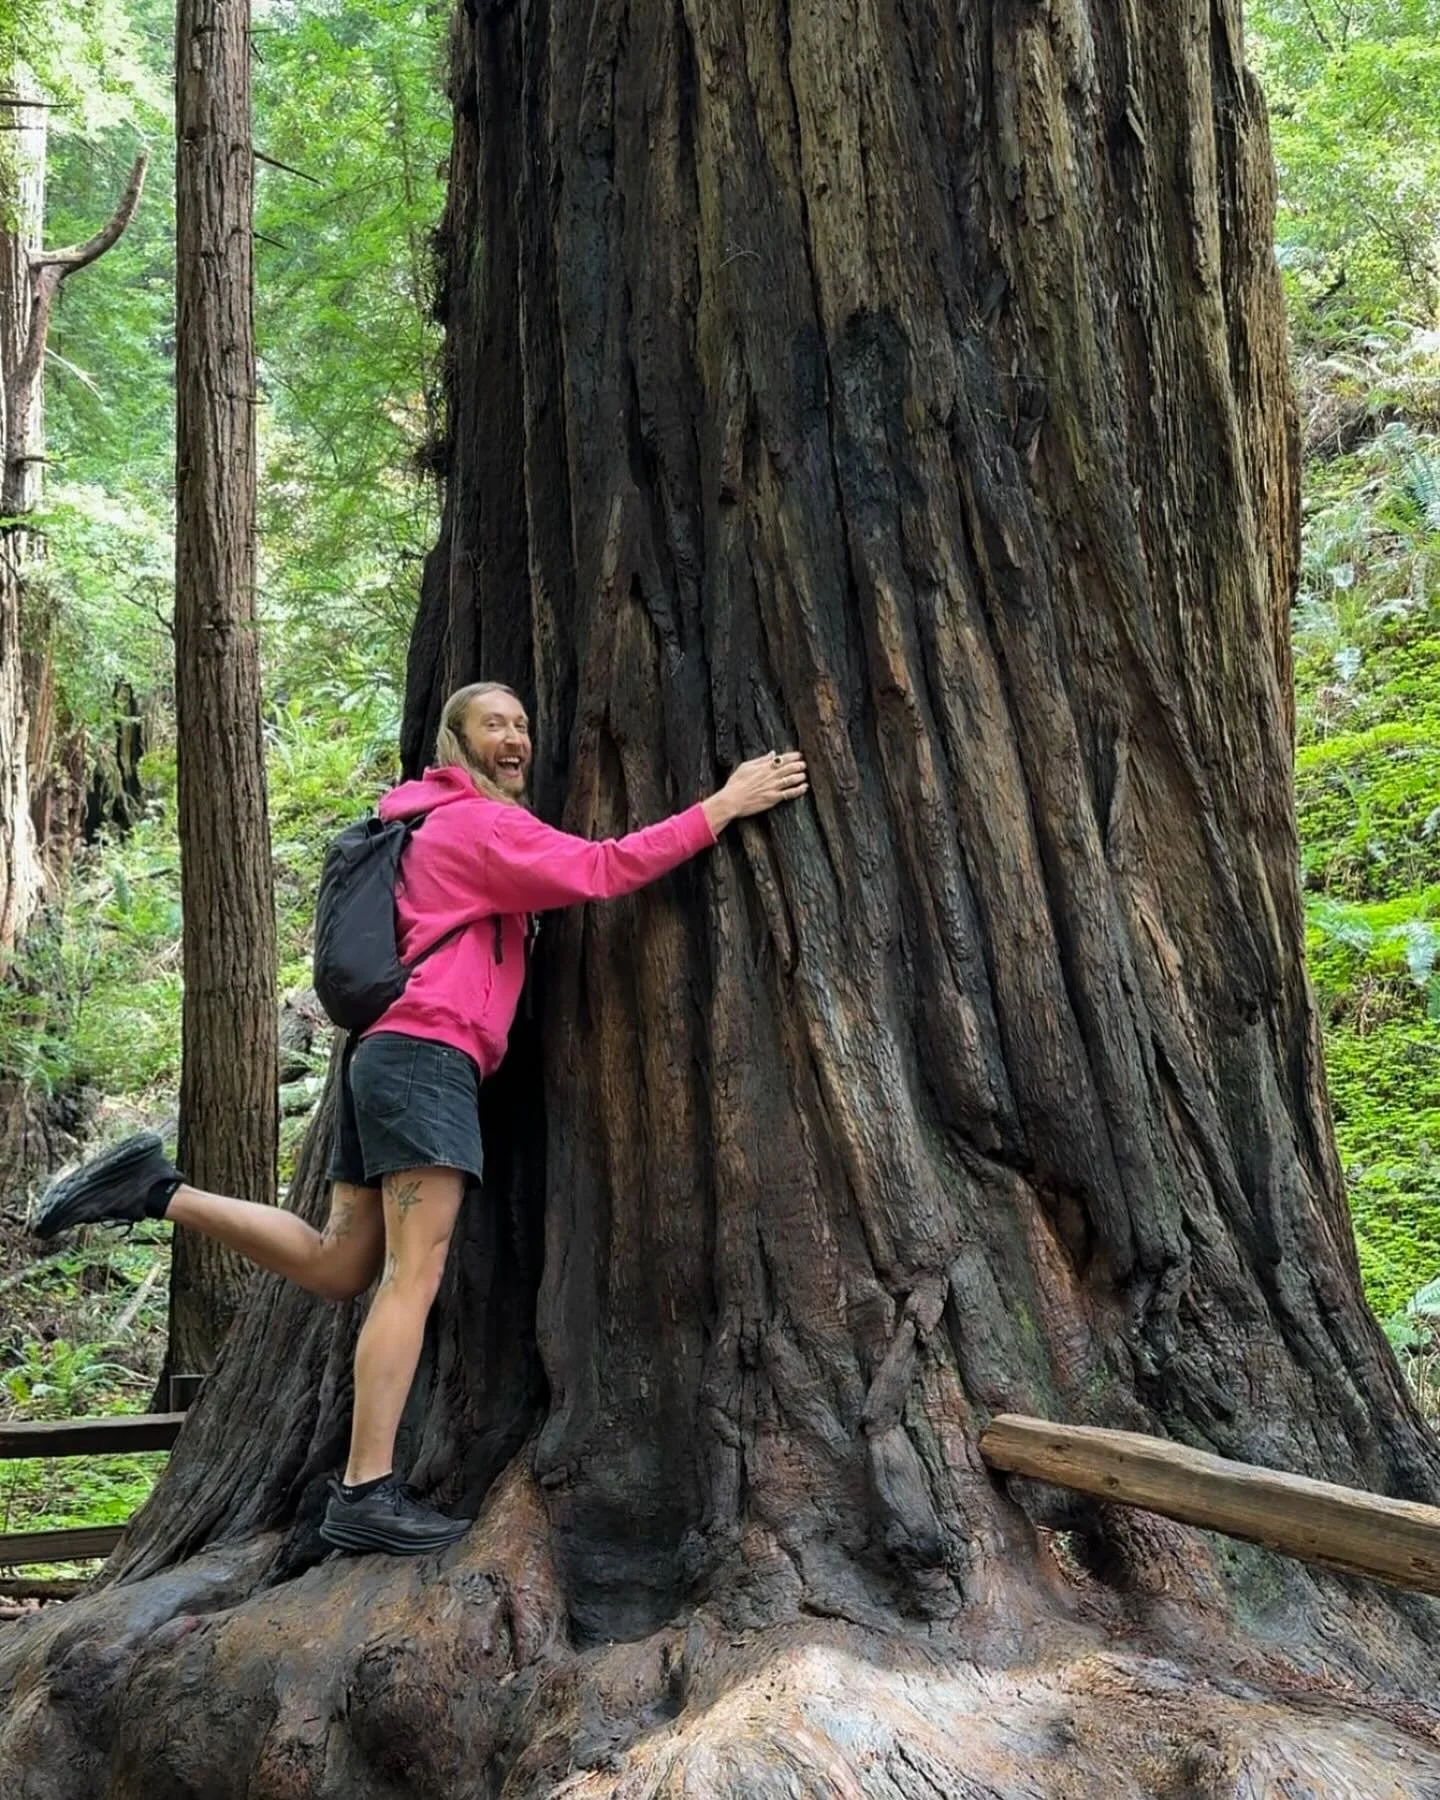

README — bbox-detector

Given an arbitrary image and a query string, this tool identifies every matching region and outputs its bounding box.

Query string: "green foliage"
[1292,409,1440,736]
[252,0,447,698]
[1383,1277,1440,1423]
[1385,1270,1440,1348]
[14,0,438,1174]
[0,0,440,1571]
[0,1232,171,1569]
[1249,1,1440,342]
[1292,406,1440,928]
[0,694,398,1106]
[1306,888,1440,1021]
[267,687,401,991]
[31,484,174,732]
[1,1449,166,1537]
[38,0,442,783]
[1289,333,1440,1328]
[1296,723,1440,897]
[1326,1024,1440,1315]
[0,0,162,132]
[38,19,174,785]
[0,771,184,1099]
[1,1338,144,1417]
[5,1230,170,1346]
[0,1432,167,1574]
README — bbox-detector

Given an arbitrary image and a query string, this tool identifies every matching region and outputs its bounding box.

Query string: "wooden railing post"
[0,1413,187,1576]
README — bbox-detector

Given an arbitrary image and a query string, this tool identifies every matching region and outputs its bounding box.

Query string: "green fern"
[1404,453,1440,534]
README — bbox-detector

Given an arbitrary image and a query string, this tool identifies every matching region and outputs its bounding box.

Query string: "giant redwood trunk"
[5,1,1440,1794]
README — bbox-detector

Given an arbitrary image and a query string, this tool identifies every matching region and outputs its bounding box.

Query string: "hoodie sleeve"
[480,802,717,913]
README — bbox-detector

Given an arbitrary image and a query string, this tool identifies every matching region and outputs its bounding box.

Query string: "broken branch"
[31,152,149,275]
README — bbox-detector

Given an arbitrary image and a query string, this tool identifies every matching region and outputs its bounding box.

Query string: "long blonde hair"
[433,681,525,803]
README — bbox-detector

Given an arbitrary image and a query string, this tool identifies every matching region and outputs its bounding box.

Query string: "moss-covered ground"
[1294,365,1440,1332]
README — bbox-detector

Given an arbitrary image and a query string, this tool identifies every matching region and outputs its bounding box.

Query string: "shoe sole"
[32,1134,169,1239]
[318,1516,470,1556]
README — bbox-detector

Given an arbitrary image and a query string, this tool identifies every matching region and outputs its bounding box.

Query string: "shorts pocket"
[350,1034,420,1121]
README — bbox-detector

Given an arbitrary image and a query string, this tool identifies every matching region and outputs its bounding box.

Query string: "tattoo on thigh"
[387,1176,424,1216]
[323,1199,356,1243]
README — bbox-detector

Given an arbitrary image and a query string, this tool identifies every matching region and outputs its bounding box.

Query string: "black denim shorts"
[328,1031,484,1187]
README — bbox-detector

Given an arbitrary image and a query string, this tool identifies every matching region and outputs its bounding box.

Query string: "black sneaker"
[318,1477,471,1556]
[31,1133,180,1240]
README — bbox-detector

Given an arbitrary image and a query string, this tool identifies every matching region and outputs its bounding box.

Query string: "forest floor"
[1,339,1439,1588]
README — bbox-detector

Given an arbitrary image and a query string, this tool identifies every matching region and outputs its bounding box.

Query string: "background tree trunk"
[5,0,1440,1793]
[0,76,51,958]
[80,680,148,843]
[0,89,146,959]
[169,0,277,1382]
[0,87,145,1194]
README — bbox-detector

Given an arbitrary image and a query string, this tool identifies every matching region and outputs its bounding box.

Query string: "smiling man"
[32,681,808,1554]
[456,682,532,798]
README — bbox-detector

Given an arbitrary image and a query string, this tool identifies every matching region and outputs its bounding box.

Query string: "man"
[33,683,808,1553]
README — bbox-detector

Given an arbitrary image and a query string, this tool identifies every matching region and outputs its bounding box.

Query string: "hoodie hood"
[379,763,489,821]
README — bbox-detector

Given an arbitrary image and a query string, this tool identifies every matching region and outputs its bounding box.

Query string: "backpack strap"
[403,917,470,972]
[391,811,471,973]
[391,810,514,974]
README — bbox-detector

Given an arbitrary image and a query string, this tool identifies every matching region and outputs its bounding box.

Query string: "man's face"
[463,691,532,799]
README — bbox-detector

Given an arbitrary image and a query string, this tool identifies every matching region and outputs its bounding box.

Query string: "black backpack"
[312,813,465,1032]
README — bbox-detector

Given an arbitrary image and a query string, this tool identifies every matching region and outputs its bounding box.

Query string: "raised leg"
[165,1180,384,1301]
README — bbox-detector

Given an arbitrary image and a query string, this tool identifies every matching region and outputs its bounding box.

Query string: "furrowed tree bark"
[6,1,1440,1795]
[169,0,278,1381]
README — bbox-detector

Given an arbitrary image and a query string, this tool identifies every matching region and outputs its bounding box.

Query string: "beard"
[469,749,530,805]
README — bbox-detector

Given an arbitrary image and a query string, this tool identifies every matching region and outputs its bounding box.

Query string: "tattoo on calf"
[379,1252,398,1288]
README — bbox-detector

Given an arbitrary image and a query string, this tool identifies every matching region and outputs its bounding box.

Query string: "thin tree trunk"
[0,84,145,1192]
[6,2,1440,1793]
[0,76,49,958]
[170,0,277,1380]
[0,90,146,960]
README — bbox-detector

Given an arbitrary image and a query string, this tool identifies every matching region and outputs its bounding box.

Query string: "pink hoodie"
[365,764,716,1075]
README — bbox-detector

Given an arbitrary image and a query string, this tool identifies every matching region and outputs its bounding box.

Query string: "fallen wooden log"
[0,1576,84,1601]
[979,1414,1440,1597]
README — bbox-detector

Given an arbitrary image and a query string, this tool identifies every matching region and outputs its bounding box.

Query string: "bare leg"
[165,1181,384,1301]
[344,1166,464,1485]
